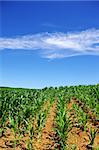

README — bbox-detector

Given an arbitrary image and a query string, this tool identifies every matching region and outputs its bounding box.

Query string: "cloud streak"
[0,28,99,59]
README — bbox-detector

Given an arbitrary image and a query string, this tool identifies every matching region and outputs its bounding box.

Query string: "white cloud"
[0,28,99,59]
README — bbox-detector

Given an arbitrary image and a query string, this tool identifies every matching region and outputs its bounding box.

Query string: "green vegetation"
[0,84,99,149]
[54,95,72,149]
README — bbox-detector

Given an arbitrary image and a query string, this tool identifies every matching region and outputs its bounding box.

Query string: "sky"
[0,1,99,88]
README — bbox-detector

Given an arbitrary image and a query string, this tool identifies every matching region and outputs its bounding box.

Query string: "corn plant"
[9,115,18,149]
[26,122,35,150]
[54,95,72,149]
[72,103,88,131]
[86,127,97,150]
[36,109,47,138]
[0,113,7,137]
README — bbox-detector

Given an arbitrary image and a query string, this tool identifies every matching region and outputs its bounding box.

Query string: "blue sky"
[0,1,99,88]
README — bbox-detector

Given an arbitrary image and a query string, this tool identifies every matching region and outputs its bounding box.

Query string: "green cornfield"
[0,84,99,150]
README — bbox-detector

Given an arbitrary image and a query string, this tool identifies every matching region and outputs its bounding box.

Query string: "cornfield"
[0,84,99,150]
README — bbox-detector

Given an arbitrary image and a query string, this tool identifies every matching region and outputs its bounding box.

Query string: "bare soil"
[34,101,57,150]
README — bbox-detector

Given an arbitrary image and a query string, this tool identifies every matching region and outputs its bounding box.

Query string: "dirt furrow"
[34,100,57,150]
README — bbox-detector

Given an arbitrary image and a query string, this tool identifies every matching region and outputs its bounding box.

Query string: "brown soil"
[0,128,23,150]
[34,101,57,150]
[67,101,99,150]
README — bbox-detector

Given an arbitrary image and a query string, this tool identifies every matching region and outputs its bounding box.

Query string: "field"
[0,85,99,150]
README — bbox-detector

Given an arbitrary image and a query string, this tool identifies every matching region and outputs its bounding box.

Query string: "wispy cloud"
[0,28,99,59]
